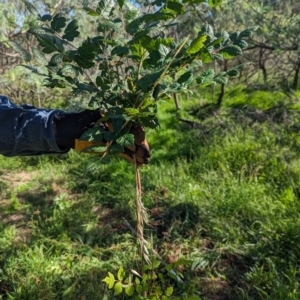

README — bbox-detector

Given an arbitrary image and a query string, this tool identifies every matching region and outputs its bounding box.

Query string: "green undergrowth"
[1,87,300,299]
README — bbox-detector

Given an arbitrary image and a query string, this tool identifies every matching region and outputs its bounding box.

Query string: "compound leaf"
[51,14,66,32]
[62,20,80,41]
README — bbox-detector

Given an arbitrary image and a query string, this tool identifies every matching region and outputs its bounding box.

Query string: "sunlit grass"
[1,87,300,299]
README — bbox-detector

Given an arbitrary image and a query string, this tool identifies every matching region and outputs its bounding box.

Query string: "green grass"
[1,87,300,299]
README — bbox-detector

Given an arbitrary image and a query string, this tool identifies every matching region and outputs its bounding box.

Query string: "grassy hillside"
[1,86,300,299]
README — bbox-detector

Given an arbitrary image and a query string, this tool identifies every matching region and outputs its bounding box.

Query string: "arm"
[0,95,67,156]
[0,95,150,164]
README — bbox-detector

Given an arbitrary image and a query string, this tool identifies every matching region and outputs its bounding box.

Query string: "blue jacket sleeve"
[0,95,69,157]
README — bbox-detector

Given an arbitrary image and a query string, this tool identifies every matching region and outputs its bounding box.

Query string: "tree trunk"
[173,93,181,110]
[292,62,300,90]
[259,48,267,84]
[217,60,227,107]
[172,73,181,109]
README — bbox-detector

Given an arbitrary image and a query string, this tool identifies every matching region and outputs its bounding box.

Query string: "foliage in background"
[202,0,300,90]
[1,0,300,104]
[0,0,99,106]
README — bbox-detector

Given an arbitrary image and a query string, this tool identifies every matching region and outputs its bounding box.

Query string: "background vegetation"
[1,0,300,299]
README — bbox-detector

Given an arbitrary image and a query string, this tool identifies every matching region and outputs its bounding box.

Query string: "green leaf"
[76,82,98,92]
[130,42,144,58]
[177,71,193,85]
[102,272,115,289]
[154,285,163,295]
[212,53,224,61]
[111,46,129,57]
[208,0,222,6]
[28,26,53,36]
[214,73,228,84]
[165,286,173,296]
[116,134,134,147]
[117,0,125,9]
[43,77,66,88]
[101,39,117,46]
[108,144,124,154]
[32,48,47,64]
[80,128,104,142]
[35,34,64,53]
[111,118,124,133]
[145,50,161,67]
[136,284,143,294]
[158,272,165,283]
[182,0,205,3]
[62,20,80,41]
[158,44,169,58]
[24,1,37,14]
[166,0,184,15]
[220,45,242,59]
[153,84,164,100]
[152,260,161,269]
[9,41,31,61]
[234,62,253,70]
[81,145,107,153]
[63,50,77,63]
[104,131,116,141]
[139,35,156,51]
[186,35,207,54]
[97,20,119,32]
[201,50,212,63]
[96,0,114,18]
[208,37,224,47]
[196,69,215,85]
[233,39,248,49]
[226,69,239,77]
[126,16,144,35]
[138,70,163,92]
[239,27,258,38]
[50,53,64,65]
[51,14,66,32]
[229,32,239,41]
[125,285,134,296]
[74,55,95,69]
[78,38,97,60]
[23,65,47,76]
[114,282,123,296]
[125,108,139,116]
[41,14,52,22]
[215,31,230,47]
[84,7,99,16]
[60,64,79,77]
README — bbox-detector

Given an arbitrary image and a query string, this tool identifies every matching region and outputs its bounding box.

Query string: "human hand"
[74,120,150,166]
[119,125,150,165]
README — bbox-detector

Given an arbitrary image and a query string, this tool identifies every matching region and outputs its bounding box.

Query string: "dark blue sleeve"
[0,95,69,156]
